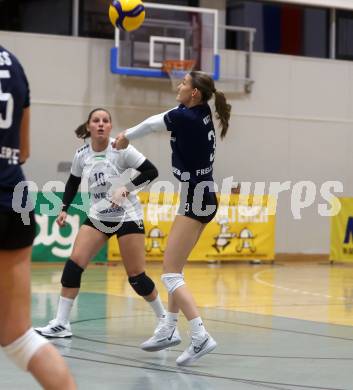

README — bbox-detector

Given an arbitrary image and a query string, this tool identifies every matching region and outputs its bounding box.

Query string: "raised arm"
[125,111,168,140]
[113,108,176,150]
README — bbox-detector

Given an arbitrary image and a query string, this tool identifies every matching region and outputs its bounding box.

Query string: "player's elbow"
[150,167,159,182]
[20,150,30,164]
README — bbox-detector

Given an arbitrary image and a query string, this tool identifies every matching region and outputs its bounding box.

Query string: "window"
[0,0,72,35]
[78,0,199,39]
[147,0,199,5]
[336,10,353,60]
[226,0,329,59]
[0,0,200,40]
[79,0,113,39]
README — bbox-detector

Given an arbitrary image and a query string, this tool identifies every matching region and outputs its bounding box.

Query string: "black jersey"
[164,104,216,185]
[0,45,30,210]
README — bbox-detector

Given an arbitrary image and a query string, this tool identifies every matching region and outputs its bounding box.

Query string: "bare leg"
[55,225,107,325]
[118,231,167,327]
[162,216,217,365]
[28,345,76,390]
[168,293,179,313]
[118,233,158,302]
[60,225,107,300]
[0,248,76,390]
[163,216,205,320]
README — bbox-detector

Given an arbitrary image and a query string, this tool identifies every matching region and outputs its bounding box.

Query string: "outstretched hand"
[56,211,67,227]
[112,132,129,150]
[110,186,129,208]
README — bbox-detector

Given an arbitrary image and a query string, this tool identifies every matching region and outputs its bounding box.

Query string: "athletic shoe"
[176,333,217,366]
[35,319,72,338]
[140,321,182,352]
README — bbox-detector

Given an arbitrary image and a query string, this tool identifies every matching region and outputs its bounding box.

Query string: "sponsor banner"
[32,192,107,262]
[108,193,276,261]
[330,197,353,262]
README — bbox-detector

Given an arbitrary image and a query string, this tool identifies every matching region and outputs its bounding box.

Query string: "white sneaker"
[141,321,182,352]
[35,319,72,338]
[176,333,217,366]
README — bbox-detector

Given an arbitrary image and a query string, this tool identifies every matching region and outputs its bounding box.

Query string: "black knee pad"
[61,259,84,288]
[128,272,155,296]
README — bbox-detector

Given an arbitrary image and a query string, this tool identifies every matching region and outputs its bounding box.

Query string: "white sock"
[190,317,206,338]
[166,311,179,328]
[56,296,74,324]
[148,295,166,319]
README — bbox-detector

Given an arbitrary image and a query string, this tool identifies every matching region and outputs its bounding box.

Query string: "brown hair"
[189,71,232,139]
[75,108,112,139]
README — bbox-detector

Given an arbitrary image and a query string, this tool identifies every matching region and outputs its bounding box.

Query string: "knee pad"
[161,273,185,294]
[61,259,84,288]
[128,272,155,296]
[3,328,48,371]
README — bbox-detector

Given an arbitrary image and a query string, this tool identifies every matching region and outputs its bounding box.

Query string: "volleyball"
[109,0,145,32]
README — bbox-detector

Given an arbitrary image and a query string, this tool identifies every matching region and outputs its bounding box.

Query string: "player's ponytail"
[189,71,231,139]
[214,90,231,139]
[75,123,90,139]
[74,108,112,139]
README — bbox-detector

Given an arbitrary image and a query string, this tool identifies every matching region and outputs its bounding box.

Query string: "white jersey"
[71,138,145,222]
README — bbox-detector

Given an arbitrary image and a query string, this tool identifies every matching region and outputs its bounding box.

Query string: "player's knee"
[2,328,48,371]
[128,272,155,296]
[161,273,185,294]
[61,259,84,288]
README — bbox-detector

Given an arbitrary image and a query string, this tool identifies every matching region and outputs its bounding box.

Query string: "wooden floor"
[1,259,353,390]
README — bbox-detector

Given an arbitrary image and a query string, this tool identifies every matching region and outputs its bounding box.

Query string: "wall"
[220,49,353,253]
[1,30,352,254]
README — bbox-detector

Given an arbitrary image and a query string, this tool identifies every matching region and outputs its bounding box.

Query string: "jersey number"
[208,129,216,162]
[94,172,106,186]
[0,70,14,130]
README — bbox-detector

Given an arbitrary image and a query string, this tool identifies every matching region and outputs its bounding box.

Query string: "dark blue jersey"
[164,104,216,185]
[0,45,30,210]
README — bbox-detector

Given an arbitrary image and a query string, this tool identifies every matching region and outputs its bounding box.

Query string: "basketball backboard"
[110,2,220,80]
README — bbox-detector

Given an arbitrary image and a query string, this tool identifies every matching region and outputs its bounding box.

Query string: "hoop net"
[162,59,196,90]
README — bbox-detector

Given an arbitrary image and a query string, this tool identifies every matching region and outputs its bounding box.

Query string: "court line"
[72,333,353,361]
[216,303,351,308]
[253,270,346,301]
[54,344,346,390]
[67,315,352,389]
[71,315,353,343]
[206,317,353,343]
[57,347,291,390]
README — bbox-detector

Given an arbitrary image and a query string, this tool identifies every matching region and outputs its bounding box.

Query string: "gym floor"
[1,260,353,390]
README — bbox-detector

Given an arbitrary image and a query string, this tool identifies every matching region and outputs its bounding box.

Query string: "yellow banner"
[108,193,276,261]
[330,197,353,262]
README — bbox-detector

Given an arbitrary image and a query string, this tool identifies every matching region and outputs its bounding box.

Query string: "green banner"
[32,192,107,262]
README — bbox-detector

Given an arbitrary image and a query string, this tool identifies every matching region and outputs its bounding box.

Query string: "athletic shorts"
[177,182,218,224]
[0,210,36,250]
[83,217,145,238]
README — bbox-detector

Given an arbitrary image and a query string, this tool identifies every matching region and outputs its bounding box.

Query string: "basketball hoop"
[162,59,196,90]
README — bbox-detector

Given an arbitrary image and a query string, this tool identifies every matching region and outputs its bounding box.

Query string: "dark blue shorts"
[177,182,218,224]
[0,210,36,250]
[83,217,145,238]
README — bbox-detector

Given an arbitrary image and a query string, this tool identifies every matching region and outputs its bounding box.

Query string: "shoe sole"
[35,329,72,338]
[176,340,217,366]
[42,333,72,339]
[141,338,182,352]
